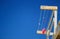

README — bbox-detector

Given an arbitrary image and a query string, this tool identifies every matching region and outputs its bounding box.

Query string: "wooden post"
[37,5,58,39]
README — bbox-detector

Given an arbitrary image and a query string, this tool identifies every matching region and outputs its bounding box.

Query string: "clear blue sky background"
[0,0,60,39]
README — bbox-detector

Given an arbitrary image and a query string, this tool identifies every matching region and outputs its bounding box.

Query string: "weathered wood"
[56,31,60,39]
[37,30,53,35]
[40,5,58,10]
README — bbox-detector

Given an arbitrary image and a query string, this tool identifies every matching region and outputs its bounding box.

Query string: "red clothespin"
[42,28,46,34]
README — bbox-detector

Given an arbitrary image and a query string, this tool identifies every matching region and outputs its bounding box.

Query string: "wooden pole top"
[40,5,58,10]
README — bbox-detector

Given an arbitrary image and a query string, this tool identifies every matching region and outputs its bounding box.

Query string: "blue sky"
[0,0,60,39]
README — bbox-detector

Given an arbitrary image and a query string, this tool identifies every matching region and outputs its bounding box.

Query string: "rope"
[47,12,54,31]
[46,11,54,39]
[40,10,46,30]
[44,10,49,29]
[37,10,42,30]
[50,19,53,32]
[37,10,46,31]
[46,18,54,39]
[42,10,46,26]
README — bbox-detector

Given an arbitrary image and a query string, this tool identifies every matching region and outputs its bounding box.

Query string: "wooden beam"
[37,30,43,34]
[40,5,58,10]
[37,30,53,35]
